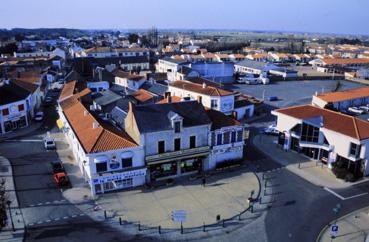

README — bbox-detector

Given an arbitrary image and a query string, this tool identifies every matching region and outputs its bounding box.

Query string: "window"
[211,100,218,108]
[217,133,222,145]
[350,143,361,158]
[18,104,24,112]
[121,158,133,168]
[189,136,196,149]
[158,140,165,154]
[2,108,9,116]
[223,132,230,144]
[301,123,320,143]
[231,131,236,143]
[174,121,181,133]
[96,162,107,173]
[237,130,243,142]
[174,138,181,151]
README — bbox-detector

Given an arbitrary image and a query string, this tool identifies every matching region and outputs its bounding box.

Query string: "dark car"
[50,161,65,174]
[267,96,278,101]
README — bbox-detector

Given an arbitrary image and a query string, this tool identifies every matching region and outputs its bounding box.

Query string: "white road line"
[63,216,68,219]
[79,213,84,216]
[28,223,34,226]
[37,221,43,224]
[344,192,368,200]
[45,202,50,204]
[324,187,368,200]
[324,187,345,200]
[54,218,60,221]
[37,203,43,206]
[60,199,66,202]
[4,139,43,142]
[45,220,51,223]
[72,215,77,218]
[53,200,59,203]
[29,204,35,207]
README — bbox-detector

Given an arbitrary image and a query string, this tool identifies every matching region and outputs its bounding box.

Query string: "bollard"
[158,225,161,234]
[138,221,141,231]
[203,222,206,232]
[119,217,122,225]
[298,163,301,169]
[250,205,254,213]
[222,219,225,228]
[238,213,241,221]
[104,210,107,219]
[181,222,183,234]
[262,173,265,180]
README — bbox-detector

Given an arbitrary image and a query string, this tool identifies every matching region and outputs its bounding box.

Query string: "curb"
[315,206,369,242]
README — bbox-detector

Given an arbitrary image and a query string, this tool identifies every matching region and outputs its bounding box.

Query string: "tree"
[128,33,139,44]
[0,43,18,54]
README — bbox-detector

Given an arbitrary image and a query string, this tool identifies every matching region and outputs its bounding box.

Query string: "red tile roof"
[316,87,369,103]
[62,96,137,153]
[274,105,369,140]
[170,80,233,97]
[156,96,182,104]
[206,109,241,130]
[59,81,77,102]
[131,89,154,103]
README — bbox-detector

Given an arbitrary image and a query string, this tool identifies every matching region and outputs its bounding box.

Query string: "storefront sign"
[92,168,146,185]
[171,210,187,222]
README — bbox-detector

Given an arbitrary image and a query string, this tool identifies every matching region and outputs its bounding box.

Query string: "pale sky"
[0,0,368,35]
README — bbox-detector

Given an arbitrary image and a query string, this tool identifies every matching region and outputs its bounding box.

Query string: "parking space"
[227,80,365,108]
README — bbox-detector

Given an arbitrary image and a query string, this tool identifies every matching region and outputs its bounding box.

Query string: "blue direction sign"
[330,224,339,237]
[171,210,187,222]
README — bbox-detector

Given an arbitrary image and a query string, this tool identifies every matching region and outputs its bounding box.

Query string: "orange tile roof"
[62,97,137,153]
[170,80,233,97]
[59,81,77,102]
[322,58,369,65]
[316,87,369,103]
[131,89,154,103]
[274,104,369,140]
[156,96,182,104]
[216,54,230,58]
[252,53,269,58]
[59,88,91,110]
[232,54,245,58]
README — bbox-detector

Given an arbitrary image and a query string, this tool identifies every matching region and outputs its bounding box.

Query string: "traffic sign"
[330,224,339,237]
[171,210,187,222]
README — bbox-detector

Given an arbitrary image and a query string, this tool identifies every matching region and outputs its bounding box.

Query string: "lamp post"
[6,200,15,232]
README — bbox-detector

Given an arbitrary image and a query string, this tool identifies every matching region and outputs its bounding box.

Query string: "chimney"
[202,82,207,89]
[92,122,99,129]
[197,96,202,104]
[167,95,172,103]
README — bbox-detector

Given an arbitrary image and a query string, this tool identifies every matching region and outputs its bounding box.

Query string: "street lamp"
[6,200,15,232]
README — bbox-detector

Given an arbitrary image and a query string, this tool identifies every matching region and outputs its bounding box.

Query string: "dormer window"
[174,121,181,133]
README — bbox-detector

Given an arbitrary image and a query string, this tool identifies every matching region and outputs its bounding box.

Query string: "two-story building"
[112,69,146,91]
[272,104,369,178]
[168,80,235,115]
[125,101,212,182]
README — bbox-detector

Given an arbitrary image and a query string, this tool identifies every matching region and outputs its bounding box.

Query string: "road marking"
[37,221,43,224]
[45,202,50,204]
[45,220,51,223]
[29,204,35,207]
[79,213,84,216]
[60,199,66,202]
[37,203,43,206]
[63,216,68,219]
[54,218,60,221]
[28,223,34,226]
[324,187,368,200]
[72,215,77,218]
[4,139,43,142]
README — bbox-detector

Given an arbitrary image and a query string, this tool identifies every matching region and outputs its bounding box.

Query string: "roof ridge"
[90,128,105,152]
[352,117,361,140]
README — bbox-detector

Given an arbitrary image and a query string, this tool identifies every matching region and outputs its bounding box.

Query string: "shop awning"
[56,119,64,129]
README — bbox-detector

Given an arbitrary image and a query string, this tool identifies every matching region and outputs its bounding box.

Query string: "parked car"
[53,172,70,187]
[258,76,270,85]
[359,106,369,112]
[50,161,65,174]
[262,124,279,136]
[44,137,56,150]
[43,96,53,106]
[267,96,278,101]
[34,111,44,122]
[348,107,364,114]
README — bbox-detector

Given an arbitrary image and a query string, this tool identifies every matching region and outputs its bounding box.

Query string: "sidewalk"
[317,206,369,242]
[0,121,43,141]
[253,134,359,189]
[0,156,25,242]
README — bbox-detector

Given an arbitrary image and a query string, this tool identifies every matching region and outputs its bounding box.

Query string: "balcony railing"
[146,146,210,163]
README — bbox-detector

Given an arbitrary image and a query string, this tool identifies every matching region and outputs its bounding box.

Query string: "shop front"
[2,115,28,134]
[148,157,204,181]
[91,168,147,195]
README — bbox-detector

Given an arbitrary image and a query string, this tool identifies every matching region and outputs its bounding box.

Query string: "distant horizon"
[2,27,368,38]
[1,0,369,36]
